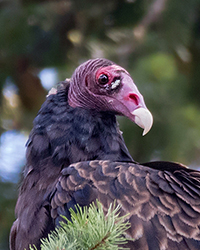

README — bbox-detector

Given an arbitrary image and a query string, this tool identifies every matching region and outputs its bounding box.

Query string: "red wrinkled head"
[68,58,153,135]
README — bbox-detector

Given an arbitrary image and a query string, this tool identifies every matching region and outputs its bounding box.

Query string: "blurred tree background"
[0,0,200,249]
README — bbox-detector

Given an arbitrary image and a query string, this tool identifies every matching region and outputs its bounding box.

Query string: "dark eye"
[98,74,109,85]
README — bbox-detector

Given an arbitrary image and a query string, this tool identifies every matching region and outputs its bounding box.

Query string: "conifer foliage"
[29,201,130,250]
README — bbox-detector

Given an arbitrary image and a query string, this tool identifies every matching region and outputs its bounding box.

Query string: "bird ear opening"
[85,75,89,88]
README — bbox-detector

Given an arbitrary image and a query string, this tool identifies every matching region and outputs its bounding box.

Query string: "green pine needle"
[29,200,130,250]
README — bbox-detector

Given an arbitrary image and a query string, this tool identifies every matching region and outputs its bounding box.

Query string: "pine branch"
[29,200,130,250]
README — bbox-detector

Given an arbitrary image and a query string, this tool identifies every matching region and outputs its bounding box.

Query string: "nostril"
[129,93,139,106]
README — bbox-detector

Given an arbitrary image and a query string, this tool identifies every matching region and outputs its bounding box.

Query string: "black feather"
[10,60,200,250]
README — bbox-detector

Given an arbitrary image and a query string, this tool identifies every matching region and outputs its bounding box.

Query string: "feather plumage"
[10,59,200,250]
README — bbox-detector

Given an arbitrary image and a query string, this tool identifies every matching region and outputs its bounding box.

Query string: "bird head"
[68,58,153,135]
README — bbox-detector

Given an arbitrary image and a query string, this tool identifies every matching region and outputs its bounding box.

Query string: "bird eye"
[98,74,109,85]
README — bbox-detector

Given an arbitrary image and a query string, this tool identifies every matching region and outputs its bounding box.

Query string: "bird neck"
[26,82,133,173]
[67,108,133,163]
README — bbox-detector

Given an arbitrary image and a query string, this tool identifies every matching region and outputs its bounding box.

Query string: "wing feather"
[50,160,200,249]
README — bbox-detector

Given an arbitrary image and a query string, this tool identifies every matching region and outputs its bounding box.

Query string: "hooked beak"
[112,71,153,135]
[132,108,153,136]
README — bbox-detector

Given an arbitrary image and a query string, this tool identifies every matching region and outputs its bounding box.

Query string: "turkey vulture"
[10,58,200,250]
